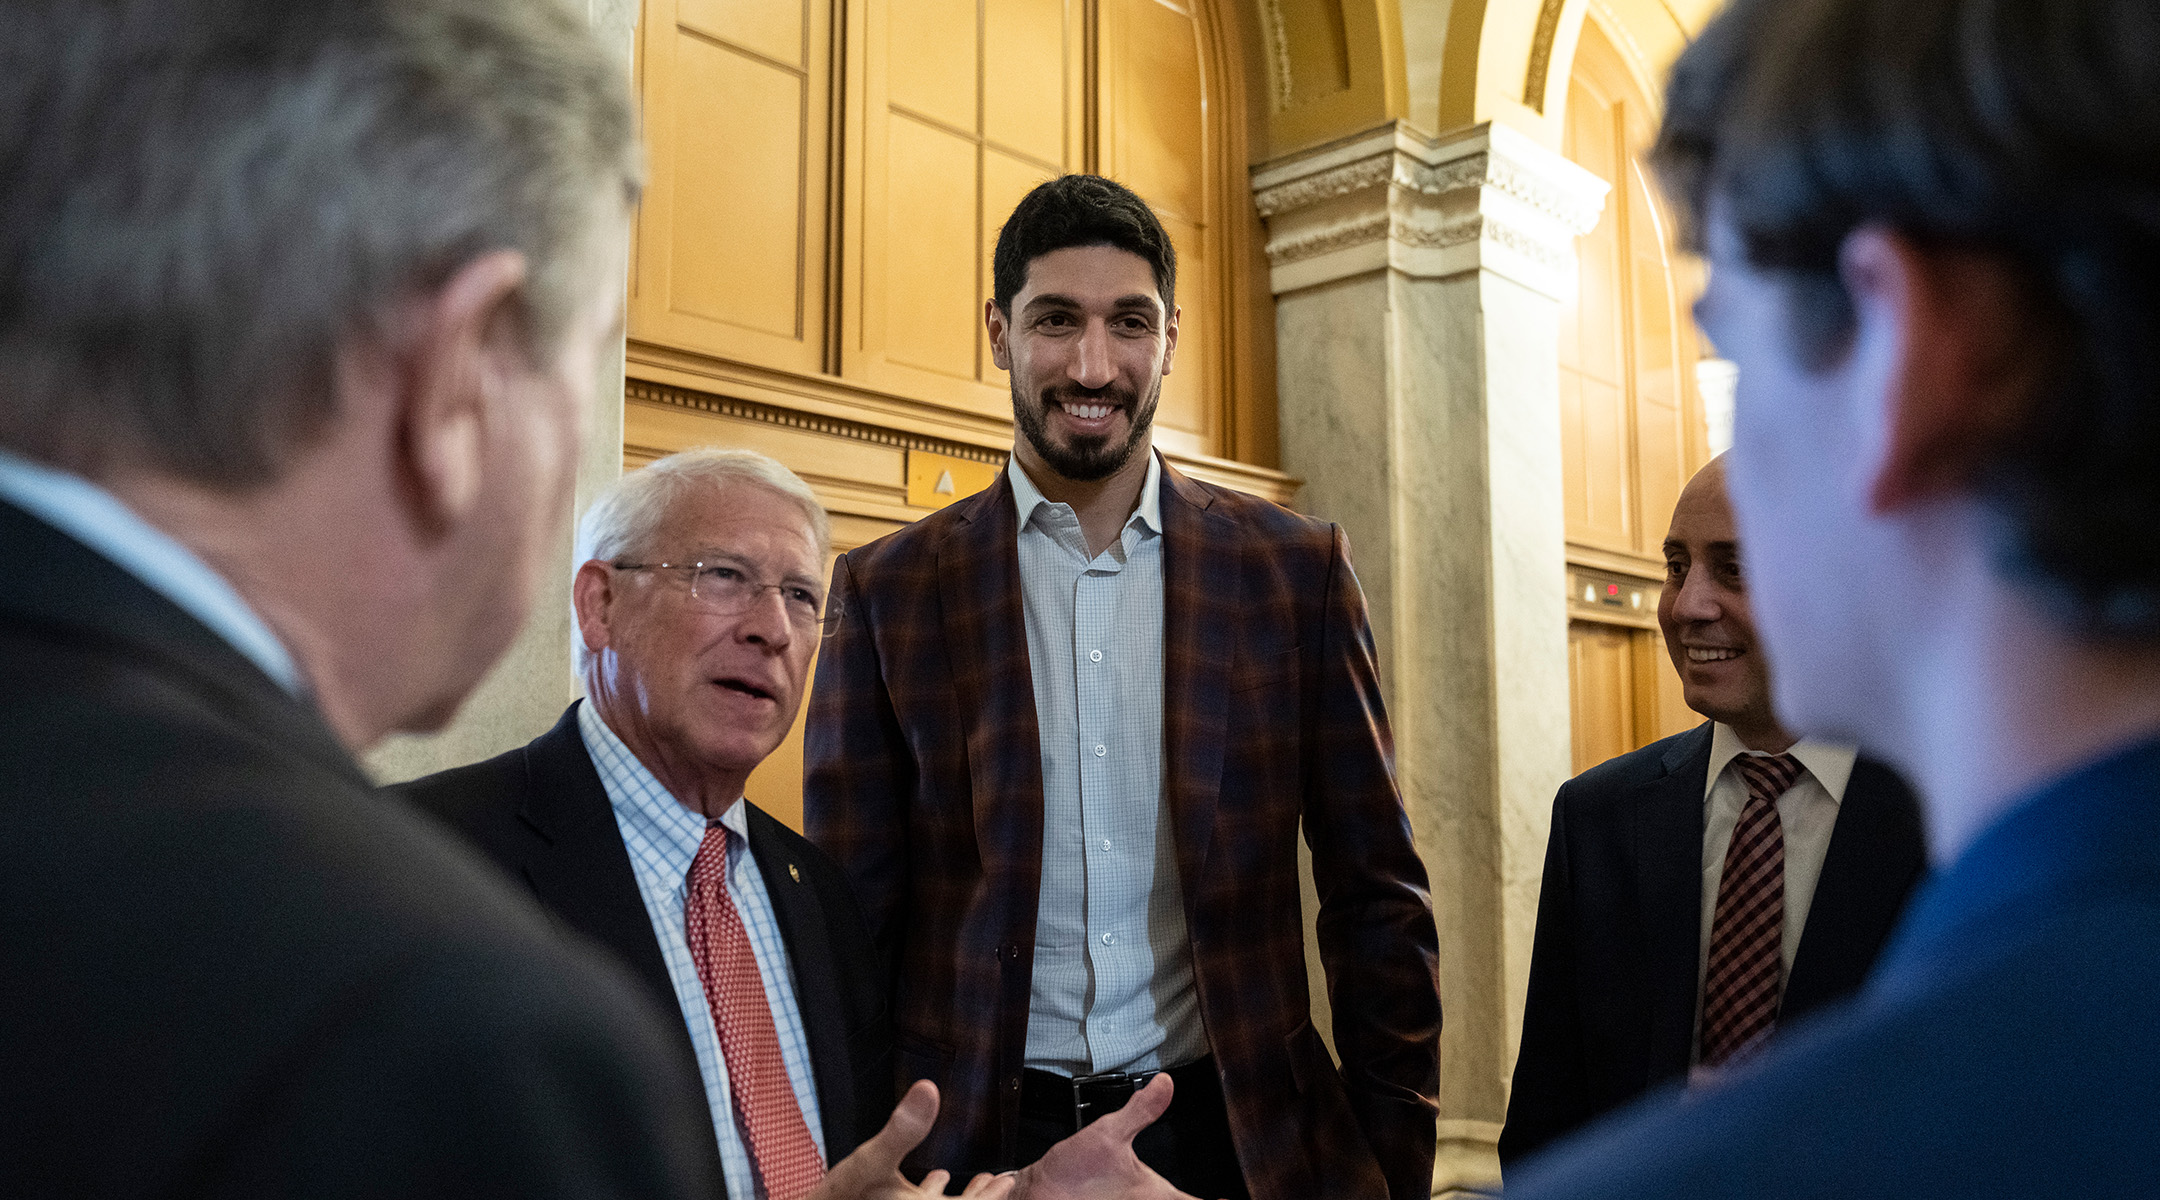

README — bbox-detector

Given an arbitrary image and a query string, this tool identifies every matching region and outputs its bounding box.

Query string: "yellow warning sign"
[906,449,1003,511]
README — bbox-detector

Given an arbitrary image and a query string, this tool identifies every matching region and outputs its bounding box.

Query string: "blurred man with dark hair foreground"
[1509,0,2160,1196]
[0,1,709,1192]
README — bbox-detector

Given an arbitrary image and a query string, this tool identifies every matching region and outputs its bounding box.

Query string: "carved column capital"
[1251,121,1610,301]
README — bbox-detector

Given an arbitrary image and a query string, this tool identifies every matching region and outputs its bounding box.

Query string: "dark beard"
[1012,378,1160,483]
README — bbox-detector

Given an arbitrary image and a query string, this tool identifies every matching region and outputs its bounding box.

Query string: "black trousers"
[1014,1058,1250,1200]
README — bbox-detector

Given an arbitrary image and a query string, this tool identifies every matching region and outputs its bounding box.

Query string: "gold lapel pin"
[788,863,802,883]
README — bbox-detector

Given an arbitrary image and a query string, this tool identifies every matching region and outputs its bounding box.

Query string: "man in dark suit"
[1501,456,1927,1167]
[404,450,892,1199]
[406,448,1193,1200]
[0,0,719,1193]
[804,175,1444,1200]
[1510,0,2160,1196]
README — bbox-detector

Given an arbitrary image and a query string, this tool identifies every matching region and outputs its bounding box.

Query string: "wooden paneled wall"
[628,0,1278,505]
[1559,20,1711,772]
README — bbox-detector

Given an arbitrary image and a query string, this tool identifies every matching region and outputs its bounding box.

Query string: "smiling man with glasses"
[404,448,1191,1200]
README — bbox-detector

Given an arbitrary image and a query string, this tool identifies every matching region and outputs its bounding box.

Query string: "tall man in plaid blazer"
[804,174,1444,1200]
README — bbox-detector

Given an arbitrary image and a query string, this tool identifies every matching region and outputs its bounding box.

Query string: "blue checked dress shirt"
[1010,451,1206,1077]
[578,702,826,1197]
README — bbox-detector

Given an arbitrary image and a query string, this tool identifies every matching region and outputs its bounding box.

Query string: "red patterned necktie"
[1700,752,1804,1069]
[685,826,826,1200]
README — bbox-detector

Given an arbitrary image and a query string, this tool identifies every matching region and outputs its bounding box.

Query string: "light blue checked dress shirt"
[1011,452,1206,1077]
[577,702,826,1197]
[0,449,301,694]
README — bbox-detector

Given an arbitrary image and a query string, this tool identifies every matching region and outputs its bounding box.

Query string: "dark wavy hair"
[991,174,1175,314]
[1654,0,2160,635]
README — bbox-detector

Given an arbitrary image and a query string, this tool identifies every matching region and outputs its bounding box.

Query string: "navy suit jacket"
[401,704,894,1187]
[1501,722,1927,1166]
[1509,734,2160,1198]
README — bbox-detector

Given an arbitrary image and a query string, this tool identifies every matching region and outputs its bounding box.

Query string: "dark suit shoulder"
[399,739,531,833]
[1561,723,1712,802]
[0,632,711,1195]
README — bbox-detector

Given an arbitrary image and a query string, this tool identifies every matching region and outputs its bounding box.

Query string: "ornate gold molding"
[626,380,1009,466]
[1523,0,1569,114]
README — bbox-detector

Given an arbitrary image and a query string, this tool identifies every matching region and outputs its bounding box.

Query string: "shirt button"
[1093,744,1106,757]
[1101,932,1116,946]
[1100,838,1112,852]
[1090,649,1103,663]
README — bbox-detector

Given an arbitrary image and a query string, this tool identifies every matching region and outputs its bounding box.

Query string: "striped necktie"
[1700,752,1804,1069]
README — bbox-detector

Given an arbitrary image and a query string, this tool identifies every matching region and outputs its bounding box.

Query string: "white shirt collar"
[0,448,302,694]
[1706,721,1859,803]
[578,698,749,858]
[1009,448,1163,538]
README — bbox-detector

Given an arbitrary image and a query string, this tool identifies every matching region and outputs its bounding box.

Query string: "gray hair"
[575,448,831,670]
[0,0,642,488]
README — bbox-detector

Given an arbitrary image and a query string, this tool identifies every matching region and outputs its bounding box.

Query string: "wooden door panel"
[884,116,982,380]
[984,0,1071,166]
[633,0,829,374]
[1154,213,1215,447]
[678,0,804,69]
[670,36,808,339]
[1570,620,1639,774]
[1563,20,1711,568]
[887,0,976,131]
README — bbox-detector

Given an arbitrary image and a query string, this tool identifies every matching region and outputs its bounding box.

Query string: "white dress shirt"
[1694,723,1858,1054]
[0,449,301,694]
[579,702,825,1198]
[1011,452,1206,1077]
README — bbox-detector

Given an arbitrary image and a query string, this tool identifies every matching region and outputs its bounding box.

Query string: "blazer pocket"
[1230,644,1301,695]
[1284,1017,1331,1094]
[893,1027,955,1091]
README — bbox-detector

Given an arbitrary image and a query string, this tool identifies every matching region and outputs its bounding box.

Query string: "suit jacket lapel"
[1158,463,1230,886]
[743,804,857,1160]
[1785,758,1928,1017]
[1636,723,1714,1080]
[936,473,1046,920]
[512,705,689,1058]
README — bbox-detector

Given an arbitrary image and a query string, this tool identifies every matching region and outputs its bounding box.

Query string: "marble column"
[367,0,638,782]
[1254,121,1607,1197]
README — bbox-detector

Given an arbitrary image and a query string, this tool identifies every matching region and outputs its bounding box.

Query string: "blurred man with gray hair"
[0,0,717,1193]
[408,447,1200,1200]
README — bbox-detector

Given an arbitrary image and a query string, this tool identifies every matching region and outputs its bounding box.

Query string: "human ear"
[986,298,1013,371]
[1158,303,1180,377]
[397,250,530,537]
[1843,229,2037,514]
[572,559,617,655]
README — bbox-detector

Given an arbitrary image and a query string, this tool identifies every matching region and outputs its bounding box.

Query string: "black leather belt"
[1021,1056,1215,1132]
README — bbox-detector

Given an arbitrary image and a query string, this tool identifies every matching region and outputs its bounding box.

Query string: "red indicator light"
[1606,583,1620,596]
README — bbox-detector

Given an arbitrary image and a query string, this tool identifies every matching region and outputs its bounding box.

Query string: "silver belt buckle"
[1069,1068,1150,1129]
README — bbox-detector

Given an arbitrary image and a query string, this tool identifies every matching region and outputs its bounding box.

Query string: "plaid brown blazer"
[803,461,1442,1200]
